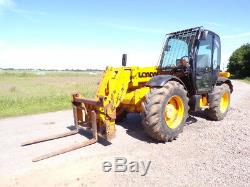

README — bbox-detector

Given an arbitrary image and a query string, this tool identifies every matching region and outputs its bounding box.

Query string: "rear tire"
[141,81,189,142]
[205,84,231,121]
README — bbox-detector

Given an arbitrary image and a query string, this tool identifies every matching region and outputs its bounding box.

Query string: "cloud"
[0,45,159,70]
[11,7,46,16]
[101,22,164,34]
[0,0,15,14]
[0,41,6,48]
[0,0,46,20]
[0,0,15,7]
[222,32,250,39]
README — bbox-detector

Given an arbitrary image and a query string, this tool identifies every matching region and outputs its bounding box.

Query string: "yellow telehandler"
[22,27,233,161]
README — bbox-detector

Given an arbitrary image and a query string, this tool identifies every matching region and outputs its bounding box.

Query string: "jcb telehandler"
[22,27,233,161]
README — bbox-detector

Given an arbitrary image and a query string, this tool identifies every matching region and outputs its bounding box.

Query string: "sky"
[0,0,249,70]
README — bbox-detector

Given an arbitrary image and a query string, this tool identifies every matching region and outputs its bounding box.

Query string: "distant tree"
[227,43,250,77]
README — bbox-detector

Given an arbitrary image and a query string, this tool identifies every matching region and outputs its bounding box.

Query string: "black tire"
[141,81,189,142]
[205,84,231,121]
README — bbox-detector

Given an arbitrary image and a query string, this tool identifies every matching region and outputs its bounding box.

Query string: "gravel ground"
[0,80,249,187]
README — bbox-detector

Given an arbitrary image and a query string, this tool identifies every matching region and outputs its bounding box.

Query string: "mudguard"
[146,75,186,88]
[216,77,233,93]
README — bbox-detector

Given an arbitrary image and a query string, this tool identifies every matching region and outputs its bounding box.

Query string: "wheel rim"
[220,92,229,113]
[164,96,184,129]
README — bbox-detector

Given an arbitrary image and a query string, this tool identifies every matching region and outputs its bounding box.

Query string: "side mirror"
[122,54,127,66]
[200,30,208,40]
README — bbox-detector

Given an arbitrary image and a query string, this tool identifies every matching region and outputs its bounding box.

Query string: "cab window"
[213,35,221,70]
[197,33,213,70]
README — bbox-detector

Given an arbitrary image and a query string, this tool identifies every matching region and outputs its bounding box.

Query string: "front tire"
[141,81,189,142]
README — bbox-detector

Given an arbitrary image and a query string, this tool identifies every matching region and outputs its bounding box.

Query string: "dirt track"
[0,80,250,187]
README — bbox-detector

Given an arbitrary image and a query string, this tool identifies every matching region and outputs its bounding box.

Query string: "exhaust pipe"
[122,54,127,66]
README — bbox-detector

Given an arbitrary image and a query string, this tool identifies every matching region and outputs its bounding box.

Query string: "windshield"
[160,33,196,68]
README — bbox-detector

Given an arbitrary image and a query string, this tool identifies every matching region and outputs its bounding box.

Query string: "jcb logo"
[138,72,158,78]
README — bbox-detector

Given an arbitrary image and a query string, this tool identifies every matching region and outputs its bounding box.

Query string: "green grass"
[236,77,250,84]
[0,70,101,118]
[241,77,250,84]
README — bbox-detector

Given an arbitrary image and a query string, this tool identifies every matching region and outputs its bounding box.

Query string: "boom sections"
[96,66,160,108]
[72,66,161,139]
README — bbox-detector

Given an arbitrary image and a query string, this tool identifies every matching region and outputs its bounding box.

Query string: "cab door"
[195,32,213,93]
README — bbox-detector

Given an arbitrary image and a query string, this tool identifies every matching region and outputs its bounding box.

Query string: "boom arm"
[72,66,163,140]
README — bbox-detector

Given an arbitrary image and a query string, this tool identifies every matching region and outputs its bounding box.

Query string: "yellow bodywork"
[72,66,167,139]
[199,94,208,109]
[218,71,230,78]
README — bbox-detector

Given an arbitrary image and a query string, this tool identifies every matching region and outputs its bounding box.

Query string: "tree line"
[227,43,250,78]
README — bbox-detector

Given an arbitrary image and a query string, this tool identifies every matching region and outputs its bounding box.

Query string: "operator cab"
[159,27,221,94]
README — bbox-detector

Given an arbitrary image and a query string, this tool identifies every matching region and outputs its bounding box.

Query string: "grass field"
[240,77,250,84]
[0,70,101,118]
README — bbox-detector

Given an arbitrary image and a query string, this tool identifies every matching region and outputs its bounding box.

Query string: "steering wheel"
[171,55,190,74]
